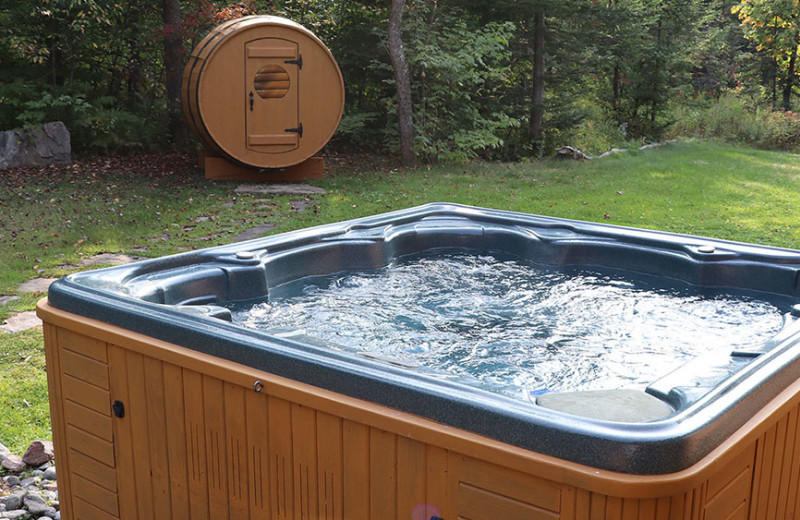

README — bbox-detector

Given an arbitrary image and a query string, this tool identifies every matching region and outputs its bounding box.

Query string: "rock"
[0,296,19,306]
[1,510,29,519]
[0,443,12,463]
[0,495,21,511]
[0,311,42,333]
[20,476,40,488]
[41,507,57,519]
[23,495,48,516]
[22,441,54,467]
[554,145,590,160]
[16,279,58,294]
[235,183,326,196]
[1,454,24,472]
[0,122,71,170]
[231,223,276,243]
[3,476,20,488]
[42,467,56,482]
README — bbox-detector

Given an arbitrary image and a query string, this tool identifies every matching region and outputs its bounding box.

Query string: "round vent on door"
[254,65,290,99]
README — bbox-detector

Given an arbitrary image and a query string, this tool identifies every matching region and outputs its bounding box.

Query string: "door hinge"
[112,400,125,418]
[284,122,303,138]
[284,55,303,69]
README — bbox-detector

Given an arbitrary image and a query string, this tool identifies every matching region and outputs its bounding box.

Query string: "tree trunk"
[530,10,546,157]
[388,0,415,167]
[163,0,187,146]
[782,32,799,111]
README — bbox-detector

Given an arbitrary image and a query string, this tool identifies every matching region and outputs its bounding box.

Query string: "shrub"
[669,93,800,152]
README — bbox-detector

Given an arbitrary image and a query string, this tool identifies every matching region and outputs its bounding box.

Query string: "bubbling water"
[228,253,787,402]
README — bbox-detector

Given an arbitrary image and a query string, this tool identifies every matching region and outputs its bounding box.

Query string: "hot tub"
[39,203,800,520]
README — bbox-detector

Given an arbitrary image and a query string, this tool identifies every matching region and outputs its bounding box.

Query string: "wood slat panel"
[248,134,298,146]
[66,425,115,467]
[752,427,777,520]
[73,496,119,520]
[292,404,318,519]
[426,446,450,520]
[247,47,297,58]
[397,436,426,520]
[125,350,155,520]
[224,382,250,520]
[369,428,397,520]
[779,406,800,520]
[183,369,210,520]
[62,375,110,416]
[108,345,138,520]
[269,396,293,520]
[69,449,117,493]
[704,468,750,520]
[459,456,561,513]
[316,412,343,520]
[143,356,173,519]
[163,363,190,520]
[73,473,120,517]
[64,399,113,441]
[59,328,107,362]
[61,348,110,389]
[245,390,270,519]
[458,483,559,520]
[203,375,230,520]
[342,420,369,520]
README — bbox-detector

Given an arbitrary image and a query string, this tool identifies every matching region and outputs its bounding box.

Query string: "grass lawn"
[2,139,800,454]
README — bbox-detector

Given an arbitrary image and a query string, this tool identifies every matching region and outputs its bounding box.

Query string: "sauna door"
[245,38,301,154]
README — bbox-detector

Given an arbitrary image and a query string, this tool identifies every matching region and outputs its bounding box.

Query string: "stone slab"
[0,296,20,306]
[78,253,141,267]
[232,223,277,243]
[0,311,41,333]
[16,279,58,293]
[234,184,327,196]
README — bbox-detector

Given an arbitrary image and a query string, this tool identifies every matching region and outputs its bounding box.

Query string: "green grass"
[2,139,800,455]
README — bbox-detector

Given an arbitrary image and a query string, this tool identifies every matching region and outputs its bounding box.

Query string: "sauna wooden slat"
[247,47,297,58]
[61,348,110,389]
[248,134,298,146]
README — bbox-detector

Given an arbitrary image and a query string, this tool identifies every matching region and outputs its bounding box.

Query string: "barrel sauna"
[182,16,344,178]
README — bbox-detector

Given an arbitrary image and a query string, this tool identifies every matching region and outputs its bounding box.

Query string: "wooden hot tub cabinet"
[39,299,800,520]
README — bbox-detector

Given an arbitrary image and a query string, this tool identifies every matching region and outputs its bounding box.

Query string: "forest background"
[1,0,800,164]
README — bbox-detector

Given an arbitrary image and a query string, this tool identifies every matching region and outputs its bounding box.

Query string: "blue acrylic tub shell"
[47,203,800,474]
